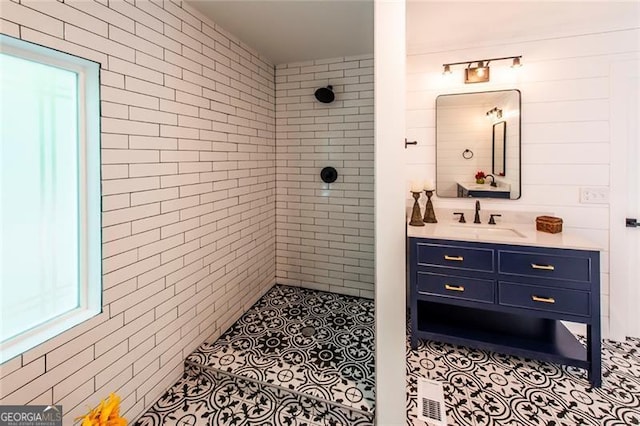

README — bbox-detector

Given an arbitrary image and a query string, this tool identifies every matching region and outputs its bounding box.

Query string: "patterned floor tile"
[406,335,640,425]
[134,368,374,426]
[186,285,376,414]
[133,285,640,426]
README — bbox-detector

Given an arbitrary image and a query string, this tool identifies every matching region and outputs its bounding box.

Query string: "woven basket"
[536,216,563,234]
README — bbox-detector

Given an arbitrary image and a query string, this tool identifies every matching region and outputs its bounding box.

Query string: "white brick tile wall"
[0,18,19,37]
[275,56,374,297]
[2,1,63,37]
[135,0,180,31]
[22,0,109,37]
[21,26,109,65]
[108,1,163,34]
[0,1,275,423]
[65,0,135,34]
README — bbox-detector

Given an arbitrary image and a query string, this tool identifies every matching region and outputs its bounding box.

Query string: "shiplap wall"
[406,26,640,337]
[0,0,275,422]
[274,55,375,297]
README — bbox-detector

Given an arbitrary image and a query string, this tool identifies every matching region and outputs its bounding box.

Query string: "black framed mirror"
[492,121,506,177]
[436,89,521,200]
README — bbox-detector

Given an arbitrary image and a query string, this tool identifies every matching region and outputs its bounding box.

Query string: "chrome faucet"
[474,200,481,224]
[486,174,497,187]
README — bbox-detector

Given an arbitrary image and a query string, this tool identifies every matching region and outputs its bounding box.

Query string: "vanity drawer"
[498,250,591,282]
[417,271,494,303]
[498,282,590,317]
[417,243,494,272]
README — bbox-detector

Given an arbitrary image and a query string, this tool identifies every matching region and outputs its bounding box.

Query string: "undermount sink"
[438,224,526,239]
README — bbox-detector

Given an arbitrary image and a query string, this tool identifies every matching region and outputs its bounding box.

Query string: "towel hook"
[405,138,418,148]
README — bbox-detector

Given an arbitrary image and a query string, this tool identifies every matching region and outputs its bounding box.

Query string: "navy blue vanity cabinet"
[457,183,511,199]
[409,237,601,387]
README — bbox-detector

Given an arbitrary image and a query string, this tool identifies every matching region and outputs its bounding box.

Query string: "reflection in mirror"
[492,121,506,177]
[436,90,521,200]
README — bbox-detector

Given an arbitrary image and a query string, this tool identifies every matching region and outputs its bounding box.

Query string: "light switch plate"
[580,187,609,204]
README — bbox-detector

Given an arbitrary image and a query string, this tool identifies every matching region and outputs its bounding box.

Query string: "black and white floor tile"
[134,365,374,426]
[406,335,640,425]
[186,285,376,414]
[133,285,640,426]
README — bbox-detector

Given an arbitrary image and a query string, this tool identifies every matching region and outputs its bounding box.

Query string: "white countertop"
[407,221,602,251]
[457,181,510,193]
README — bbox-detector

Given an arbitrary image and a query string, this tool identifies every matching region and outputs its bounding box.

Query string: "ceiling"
[186,1,637,65]
[406,1,640,54]
[186,0,374,65]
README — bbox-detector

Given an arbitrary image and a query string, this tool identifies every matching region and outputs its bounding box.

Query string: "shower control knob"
[320,167,338,183]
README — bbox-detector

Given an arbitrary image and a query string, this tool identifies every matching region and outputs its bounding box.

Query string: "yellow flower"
[76,393,127,426]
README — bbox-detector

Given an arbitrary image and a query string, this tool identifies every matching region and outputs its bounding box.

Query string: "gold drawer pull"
[444,255,464,262]
[532,295,556,304]
[531,263,555,271]
[445,284,465,292]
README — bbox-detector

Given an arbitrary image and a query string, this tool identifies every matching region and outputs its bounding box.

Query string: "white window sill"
[1,307,101,364]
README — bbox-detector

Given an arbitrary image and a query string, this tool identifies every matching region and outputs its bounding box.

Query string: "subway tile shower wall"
[274,56,375,298]
[0,1,276,423]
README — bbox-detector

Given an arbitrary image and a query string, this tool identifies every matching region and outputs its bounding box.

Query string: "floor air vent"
[417,378,446,426]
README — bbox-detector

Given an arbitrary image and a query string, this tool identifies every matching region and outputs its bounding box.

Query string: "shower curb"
[184,359,375,421]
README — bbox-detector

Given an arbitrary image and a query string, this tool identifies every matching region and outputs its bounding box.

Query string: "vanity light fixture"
[465,61,490,83]
[442,55,523,84]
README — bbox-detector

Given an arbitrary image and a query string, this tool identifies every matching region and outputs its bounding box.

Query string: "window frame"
[0,34,102,363]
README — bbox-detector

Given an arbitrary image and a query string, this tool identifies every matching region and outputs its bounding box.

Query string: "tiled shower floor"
[135,285,375,425]
[135,365,373,426]
[186,285,376,413]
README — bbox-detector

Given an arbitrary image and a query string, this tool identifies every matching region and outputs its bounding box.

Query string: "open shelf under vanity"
[414,300,589,369]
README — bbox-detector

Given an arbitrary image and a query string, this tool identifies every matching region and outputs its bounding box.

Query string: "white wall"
[375,0,406,424]
[406,6,640,338]
[274,55,375,297]
[0,1,275,422]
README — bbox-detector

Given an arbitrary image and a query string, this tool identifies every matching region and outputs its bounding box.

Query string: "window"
[0,35,101,363]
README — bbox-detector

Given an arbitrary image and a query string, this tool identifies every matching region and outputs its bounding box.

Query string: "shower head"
[314,85,335,103]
